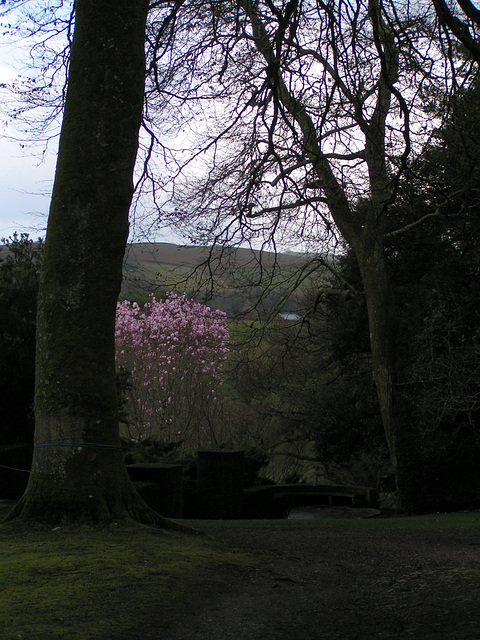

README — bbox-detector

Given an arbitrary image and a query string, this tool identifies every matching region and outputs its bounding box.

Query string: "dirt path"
[157,519,480,640]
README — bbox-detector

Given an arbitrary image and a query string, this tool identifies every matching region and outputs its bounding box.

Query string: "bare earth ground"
[156,515,480,640]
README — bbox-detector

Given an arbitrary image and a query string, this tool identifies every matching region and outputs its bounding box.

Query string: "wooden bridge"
[242,483,379,519]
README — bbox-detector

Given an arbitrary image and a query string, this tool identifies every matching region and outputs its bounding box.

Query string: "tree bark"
[356,239,398,475]
[7,0,173,525]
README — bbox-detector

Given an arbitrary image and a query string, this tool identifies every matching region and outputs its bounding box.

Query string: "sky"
[0,7,307,252]
[0,49,54,240]
[0,46,184,246]
[0,134,54,240]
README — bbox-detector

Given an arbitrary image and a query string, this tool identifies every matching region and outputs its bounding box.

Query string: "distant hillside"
[121,242,316,318]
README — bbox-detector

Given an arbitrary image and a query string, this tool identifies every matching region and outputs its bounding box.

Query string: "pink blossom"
[115,293,229,447]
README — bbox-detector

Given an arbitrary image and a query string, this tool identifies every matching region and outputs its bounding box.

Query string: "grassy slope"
[124,243,308,270]
[1,512,479,639]
[121,242,312,310]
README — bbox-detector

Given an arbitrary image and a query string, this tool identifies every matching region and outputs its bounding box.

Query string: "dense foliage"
[0,234,42,444]
[391,78,480,511]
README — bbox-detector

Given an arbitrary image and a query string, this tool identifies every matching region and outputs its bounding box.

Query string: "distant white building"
[278,312,300,321]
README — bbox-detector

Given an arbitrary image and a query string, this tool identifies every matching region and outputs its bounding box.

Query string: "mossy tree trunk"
[8,0,171,525]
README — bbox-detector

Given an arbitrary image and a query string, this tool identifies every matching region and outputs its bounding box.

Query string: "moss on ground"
[0,520,250,640]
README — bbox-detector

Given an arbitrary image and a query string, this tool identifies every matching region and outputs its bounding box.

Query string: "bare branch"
[386,211,441,238]
[433,0,480,64]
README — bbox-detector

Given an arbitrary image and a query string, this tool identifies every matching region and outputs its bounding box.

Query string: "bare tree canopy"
[136,0,467,506]
[1,0,478,516]
[433,0,480,63]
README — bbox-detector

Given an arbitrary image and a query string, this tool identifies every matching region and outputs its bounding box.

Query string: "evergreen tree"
[0,234,42,445]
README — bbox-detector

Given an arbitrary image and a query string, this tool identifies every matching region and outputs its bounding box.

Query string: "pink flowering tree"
[115,293,229,451]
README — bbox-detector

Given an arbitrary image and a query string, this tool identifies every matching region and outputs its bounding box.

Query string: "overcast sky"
[0,49,184,246]
[0,48,54,240]
[0,137,53,240]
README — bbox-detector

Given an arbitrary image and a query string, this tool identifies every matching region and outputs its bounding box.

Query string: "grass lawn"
[1,511,479,639]
[176,510,480,531]
[0,519,249,640]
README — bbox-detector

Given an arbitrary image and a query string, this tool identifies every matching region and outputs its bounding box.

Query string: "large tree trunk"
[356,239,398,474]
[8,0,171,525]
[358,239,420,512]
